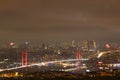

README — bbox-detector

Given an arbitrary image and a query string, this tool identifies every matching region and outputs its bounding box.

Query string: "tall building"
[82,40,89,51]
[72,40,76,47]
[93,40,97,49]
[88,40,95,49]
[82,40,97,51]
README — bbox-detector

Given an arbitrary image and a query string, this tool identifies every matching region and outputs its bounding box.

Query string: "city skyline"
[0,0,120,44]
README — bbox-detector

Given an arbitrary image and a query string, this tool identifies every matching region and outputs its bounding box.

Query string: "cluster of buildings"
[0,40,119,75]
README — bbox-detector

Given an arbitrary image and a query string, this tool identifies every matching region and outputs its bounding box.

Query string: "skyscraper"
[72,40,76,47]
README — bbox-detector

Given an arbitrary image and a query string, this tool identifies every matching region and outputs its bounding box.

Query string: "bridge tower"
[76,48,82,68]
[22,51,28,66]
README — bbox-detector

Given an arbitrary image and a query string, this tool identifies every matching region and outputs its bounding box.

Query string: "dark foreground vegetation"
[0,76,120,80]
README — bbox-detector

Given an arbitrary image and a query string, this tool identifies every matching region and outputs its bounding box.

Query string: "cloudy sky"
[0,0,120,44]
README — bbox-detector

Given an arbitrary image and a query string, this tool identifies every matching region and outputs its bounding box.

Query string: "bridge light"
[41,62,46,66]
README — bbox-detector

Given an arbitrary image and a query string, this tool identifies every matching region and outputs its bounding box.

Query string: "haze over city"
[0,1,120,79]
[0,0,120,44]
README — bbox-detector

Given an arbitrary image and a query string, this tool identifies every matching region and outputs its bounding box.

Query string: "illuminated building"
[72,40,76,47]
[82,40,97,51]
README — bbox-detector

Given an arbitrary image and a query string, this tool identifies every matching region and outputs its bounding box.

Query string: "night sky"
[0,0,120,44]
